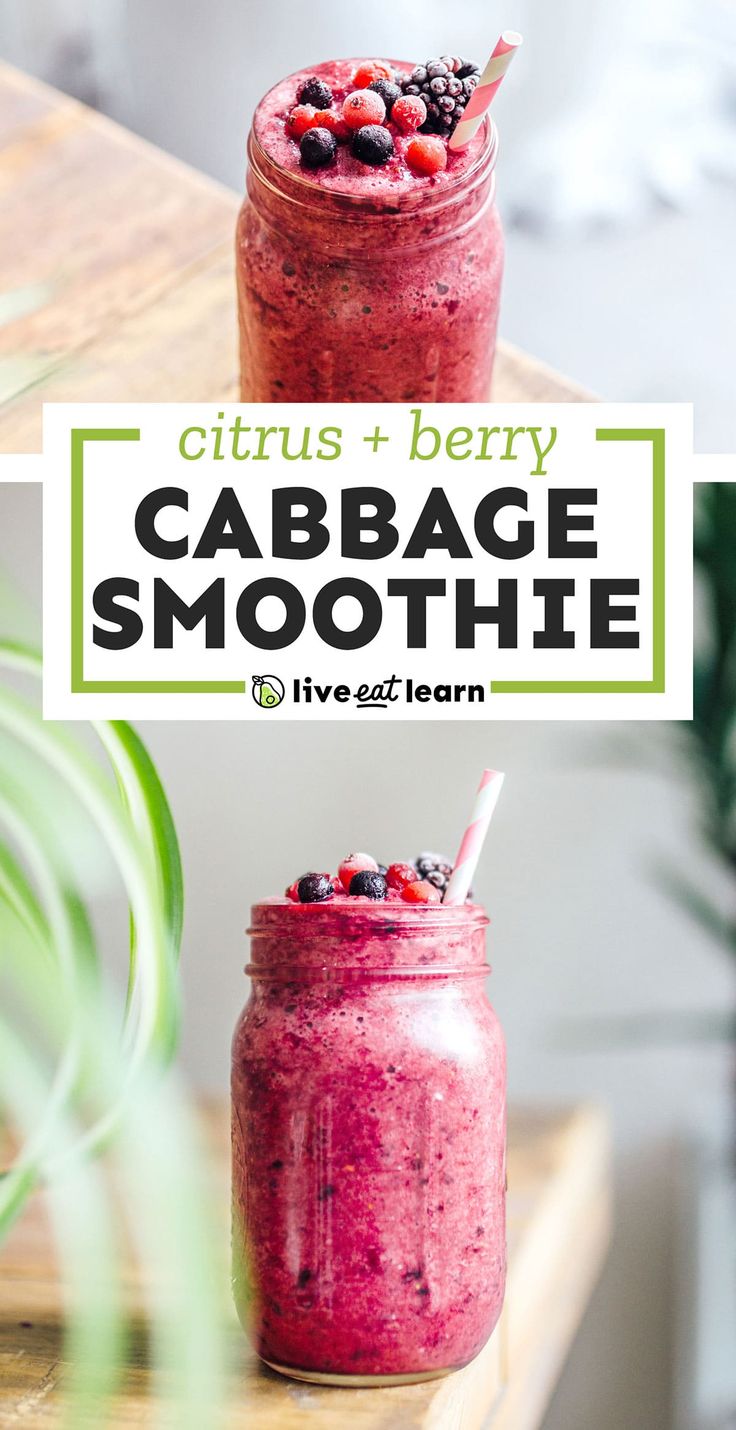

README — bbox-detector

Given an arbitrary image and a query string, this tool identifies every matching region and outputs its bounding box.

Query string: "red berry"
[286,104,318,139]
[392,95,427,133]
[352,61,394,89]
[338,852,379,888]
[342,89,386,130]
[386,862,418,891]
[285,879,301,901]
[406,135,448,176]
[401,880,442,905]
[314,110,350,142]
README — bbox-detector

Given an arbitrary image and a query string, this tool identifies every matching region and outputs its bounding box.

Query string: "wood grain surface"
[0,1102,611,1429]
[0,61,592,454]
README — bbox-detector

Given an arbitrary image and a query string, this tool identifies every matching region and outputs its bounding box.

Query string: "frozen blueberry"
[297,873,334,902]
[351,124,394,166]
[349,870,388,899]
[300,127,337,169]
[297,76,333,109]
[368,78,402,115]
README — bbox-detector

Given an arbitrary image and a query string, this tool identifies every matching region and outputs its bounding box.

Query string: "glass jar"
[236,111,504,403]
[231,899,506,1385]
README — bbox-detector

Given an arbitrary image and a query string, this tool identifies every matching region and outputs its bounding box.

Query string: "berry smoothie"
[237,56,504,403]
[231,880,506,1384]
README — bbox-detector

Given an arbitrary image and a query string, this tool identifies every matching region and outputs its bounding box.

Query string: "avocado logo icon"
[252,675,285,710]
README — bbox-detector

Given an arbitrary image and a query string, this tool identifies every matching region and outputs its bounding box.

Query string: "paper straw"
[448,31,523,152]
[443,769,505,905]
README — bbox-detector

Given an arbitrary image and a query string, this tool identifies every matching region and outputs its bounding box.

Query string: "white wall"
[1,483,734,1428]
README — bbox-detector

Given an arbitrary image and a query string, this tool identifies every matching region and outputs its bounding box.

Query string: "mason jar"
[231,898,506,1385]
[236,66,504,403]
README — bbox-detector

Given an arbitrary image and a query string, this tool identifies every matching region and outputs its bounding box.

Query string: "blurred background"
[2,1,736,1426]
[0,0,734,448]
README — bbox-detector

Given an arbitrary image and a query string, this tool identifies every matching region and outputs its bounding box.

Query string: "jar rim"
[248,897,489,934]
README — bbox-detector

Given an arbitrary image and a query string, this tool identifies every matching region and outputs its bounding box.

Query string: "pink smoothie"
[231,899,506,1383]
[237,58,504,403]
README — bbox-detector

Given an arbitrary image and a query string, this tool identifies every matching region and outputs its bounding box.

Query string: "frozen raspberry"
[386,862,418,891]
[401,880,442,905]
[352,61,394,89]
[300,127,337,169]
[349,870,388,899]
[297,76,333,109]
[297,873,334,903]
[342,89,387,130]
[314,110,350,142]
[406,135,448,176]
[338,852,378,888]
[286,104,318,139]
[392,94,427,133]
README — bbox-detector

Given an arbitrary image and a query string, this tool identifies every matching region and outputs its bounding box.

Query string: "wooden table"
[0,62,591,455]
[0,1103,611,1429]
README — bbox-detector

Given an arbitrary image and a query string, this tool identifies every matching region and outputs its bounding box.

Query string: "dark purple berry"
[300,127,337,169]
[297,76,333,108]
[414,853,453,896]
[297,872,334,902]
[368,78,401,115]
[457,61,480,80]
[351,124,394,166]
[349,870,388,899]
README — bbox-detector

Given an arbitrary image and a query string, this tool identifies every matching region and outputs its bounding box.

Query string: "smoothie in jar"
[231,853,506,1384]
[236,55,504,403]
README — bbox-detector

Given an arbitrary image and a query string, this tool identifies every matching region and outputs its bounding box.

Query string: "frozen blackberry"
[300,127,337,169]
[349,870,388,899]
[297,76,333,109]
[352,124,394,166]
[297,872,334,902]
[414,852,453,895]
[368,78,402,115]
[400,55,480,133]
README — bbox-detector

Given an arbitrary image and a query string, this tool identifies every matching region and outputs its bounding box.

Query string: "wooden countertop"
[0,1102,611,1428]
[0,61,592,455]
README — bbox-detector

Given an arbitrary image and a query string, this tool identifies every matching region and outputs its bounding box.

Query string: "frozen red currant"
[314,109,350,142]
[386,862,418,891]
[338,852,379,888]
[342,89,386,130]
[286,104,319,139]
[406,135,448,175]
[401,879,442,904]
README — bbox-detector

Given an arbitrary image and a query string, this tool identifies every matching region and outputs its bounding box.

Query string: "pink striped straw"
[448,30,523,152]
[443,769,505,905]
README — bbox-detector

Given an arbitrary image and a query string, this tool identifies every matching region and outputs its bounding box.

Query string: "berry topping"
[400,55,480,133]
[342,89,387,130]
[299,127,338,169]
[297,872,334,903]
[285,878,301,902]
[338,852,379,888]
[386,861,418,891]
[415,853,453,895]
[352,124,395,166]
[367,78,401,116]
[297,76,333,109]
[352,60,394,89]
[406,135,447,176]
[314,110,350,142]
[286,104,319,139]
[401,879,442,904]
[349,870,388,899]
[392,94,427,133]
